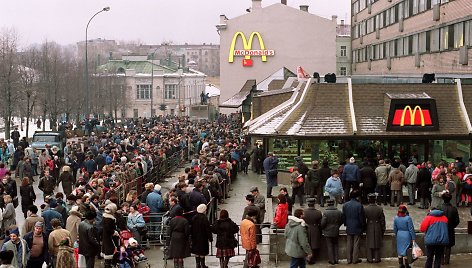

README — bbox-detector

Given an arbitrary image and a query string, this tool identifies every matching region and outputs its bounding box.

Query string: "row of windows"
[352,0,451,17]
[136,84,178,100]
[353,0,451,39]
[353,19,471,63]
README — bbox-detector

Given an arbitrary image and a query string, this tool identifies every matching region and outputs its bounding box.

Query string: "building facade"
[218,0,337,106]
[96,55,206,118]
[337,20,352,76]
[351,0,472,75]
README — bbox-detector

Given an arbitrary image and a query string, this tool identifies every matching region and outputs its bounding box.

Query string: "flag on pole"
[297,66,310,81]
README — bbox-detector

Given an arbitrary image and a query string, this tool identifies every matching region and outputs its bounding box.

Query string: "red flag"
[243,59,253,67]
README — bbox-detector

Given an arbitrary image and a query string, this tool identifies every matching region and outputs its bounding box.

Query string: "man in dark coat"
[303,198,322,264]
[39,170,56,198]
[341,157,361,202]
[360,162,377,204]
[167,207,191,268]
[416,165,432,209]
[364,193,386,263]
[321,198,343,265]
[78,211,100,268]
[439,193,460,265]
[318,160,332,207]
[56,166,75,196]
[263,152,279,198]
[24,222,49,267]
[241,194,262,244]
[191,204,213,268]
[188,181,207,219]
[342,190,365,264]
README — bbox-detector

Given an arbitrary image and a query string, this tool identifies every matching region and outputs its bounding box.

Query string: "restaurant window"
[269,138,299,171]
[429,140,471,165]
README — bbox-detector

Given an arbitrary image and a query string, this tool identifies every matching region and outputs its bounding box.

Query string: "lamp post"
[150,47,159,117]
[85,6,110,118]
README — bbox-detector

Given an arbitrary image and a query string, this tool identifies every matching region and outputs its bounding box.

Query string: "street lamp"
[85,6,110,118]
[150,47,159,117]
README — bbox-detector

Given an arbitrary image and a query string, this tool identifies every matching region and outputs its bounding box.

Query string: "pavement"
[10,168,472,267]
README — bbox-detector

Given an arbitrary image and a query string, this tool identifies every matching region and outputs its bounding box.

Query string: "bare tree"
[0,28,20,139]
[18,46,40,138]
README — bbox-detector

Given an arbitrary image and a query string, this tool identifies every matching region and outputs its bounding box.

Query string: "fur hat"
[128,237,138,245]
[197,204,207,214]
[154,184,161,192]
[105,203,117,214]
[349,157,355,163]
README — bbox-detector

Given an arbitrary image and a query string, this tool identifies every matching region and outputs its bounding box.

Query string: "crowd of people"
[0,114,246,268]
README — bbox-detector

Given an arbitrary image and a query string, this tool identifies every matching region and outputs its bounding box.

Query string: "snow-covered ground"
[0,118,51,140]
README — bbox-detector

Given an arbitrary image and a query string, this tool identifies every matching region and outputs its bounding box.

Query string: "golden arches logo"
[228,32,274,63]
[400,105,425,126]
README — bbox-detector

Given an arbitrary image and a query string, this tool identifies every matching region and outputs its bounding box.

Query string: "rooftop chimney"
[252,0,262,10]
[300,5,309,12]
[332,15,338,24]
[281,0,287,5]
[341,19,345,25]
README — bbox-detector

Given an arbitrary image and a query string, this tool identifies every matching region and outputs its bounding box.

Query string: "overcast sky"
[1,0,349,47]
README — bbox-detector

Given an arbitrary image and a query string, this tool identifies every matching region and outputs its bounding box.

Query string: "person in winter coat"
[303,198,322,264]
[393,205,416,268]
[2,195,16,230]
[324,170,343,206]
[375,160,390,205]
[1,227,28,268]
[273,194,289,229]
[360,162,377,204]
[405,160,419,205]
[141,183,154,204]
[24,222,49,268]
[439,193,459,265]
[342,190,365,264]
[23,205,44,234]
[57,166,75,196]
[146,184,163,213]
[240,208,258,268]
[290,167,304,207]
[211,209,239,268]
[167,206,191,268]
[102,203,119,268]
[78,211,101,268]
[263,152,278,198]
[250,187,266,227]
[416,164,432,209]
[341,157,361,202]
[389,162,404,207]
[38,170,56,199]
[318,160,332,206]
[364,193,386,263]
[126,205,146,244]
[431,176,447,209]
[191,204,213,268]
[19,177,35,218]
[284,208,312,268]
[56,238,76,268]
[420,208,449,268]
[445,172,457,208]
[321,199,343,265]
[48,219,72,267]
[305,161,320,201]
[65,206,82,245]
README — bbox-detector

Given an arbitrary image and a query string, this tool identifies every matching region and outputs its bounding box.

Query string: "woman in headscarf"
[393,205,416,268]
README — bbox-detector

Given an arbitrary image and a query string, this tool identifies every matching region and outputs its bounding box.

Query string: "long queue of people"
[0,114,244,268]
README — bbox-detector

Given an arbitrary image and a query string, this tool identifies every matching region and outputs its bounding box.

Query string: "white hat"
[104,203,117,214]
[120,156,127,163]
[350,157,355,163]
[154,184,161,192]
[197,204,207,214]
[70,206,79,213]
[128,237,138,245]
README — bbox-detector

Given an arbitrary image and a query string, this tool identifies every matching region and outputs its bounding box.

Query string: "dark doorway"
[388,140,428,164]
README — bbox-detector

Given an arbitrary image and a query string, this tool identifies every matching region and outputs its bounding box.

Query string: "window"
[340,67,347,76]
[340,46,347,57]
[431,29,440,52]
[454,22,464,48]
[164,84,177,99]
[136,84,151,100]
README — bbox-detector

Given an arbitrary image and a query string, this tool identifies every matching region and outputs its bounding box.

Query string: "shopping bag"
[412,242,423,259]
[77,254,86,268]
[247,249,261,267]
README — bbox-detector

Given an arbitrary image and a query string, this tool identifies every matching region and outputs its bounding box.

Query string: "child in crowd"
[126,238,147,262]
[113,246,134,268]
[324,170,343,206]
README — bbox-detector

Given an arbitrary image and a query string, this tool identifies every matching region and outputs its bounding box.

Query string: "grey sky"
[1,0,349,47]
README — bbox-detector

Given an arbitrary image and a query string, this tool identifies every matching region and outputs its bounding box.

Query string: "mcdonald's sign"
[387,99,439,131]
[228,32,275,67]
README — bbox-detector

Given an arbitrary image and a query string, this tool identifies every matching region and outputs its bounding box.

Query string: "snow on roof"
[205,84,220,97]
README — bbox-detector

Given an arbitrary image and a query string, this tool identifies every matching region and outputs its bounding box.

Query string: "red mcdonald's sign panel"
[387,99,439,131]
[391,105,432,126]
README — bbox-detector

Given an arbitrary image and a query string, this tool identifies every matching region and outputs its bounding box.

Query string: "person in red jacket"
[273,194,289,229]
[420,208,449,268]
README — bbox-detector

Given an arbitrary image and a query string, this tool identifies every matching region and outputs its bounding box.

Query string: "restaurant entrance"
[388,140,429,164]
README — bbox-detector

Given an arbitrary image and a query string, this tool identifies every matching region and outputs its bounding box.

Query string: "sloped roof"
[220,80,256,108]
[249,83,471,138]
[97,60,176,74]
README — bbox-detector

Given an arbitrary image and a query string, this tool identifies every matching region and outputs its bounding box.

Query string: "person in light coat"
[405,160,419,205]
[324,170,343,206]
[65,206,82,245]
[284,208,312,268]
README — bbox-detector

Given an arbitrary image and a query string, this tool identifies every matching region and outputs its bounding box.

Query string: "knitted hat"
[197,204,207,214]
[154,184,162,192]
[349,157,355,163]
[10,228,19,236]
